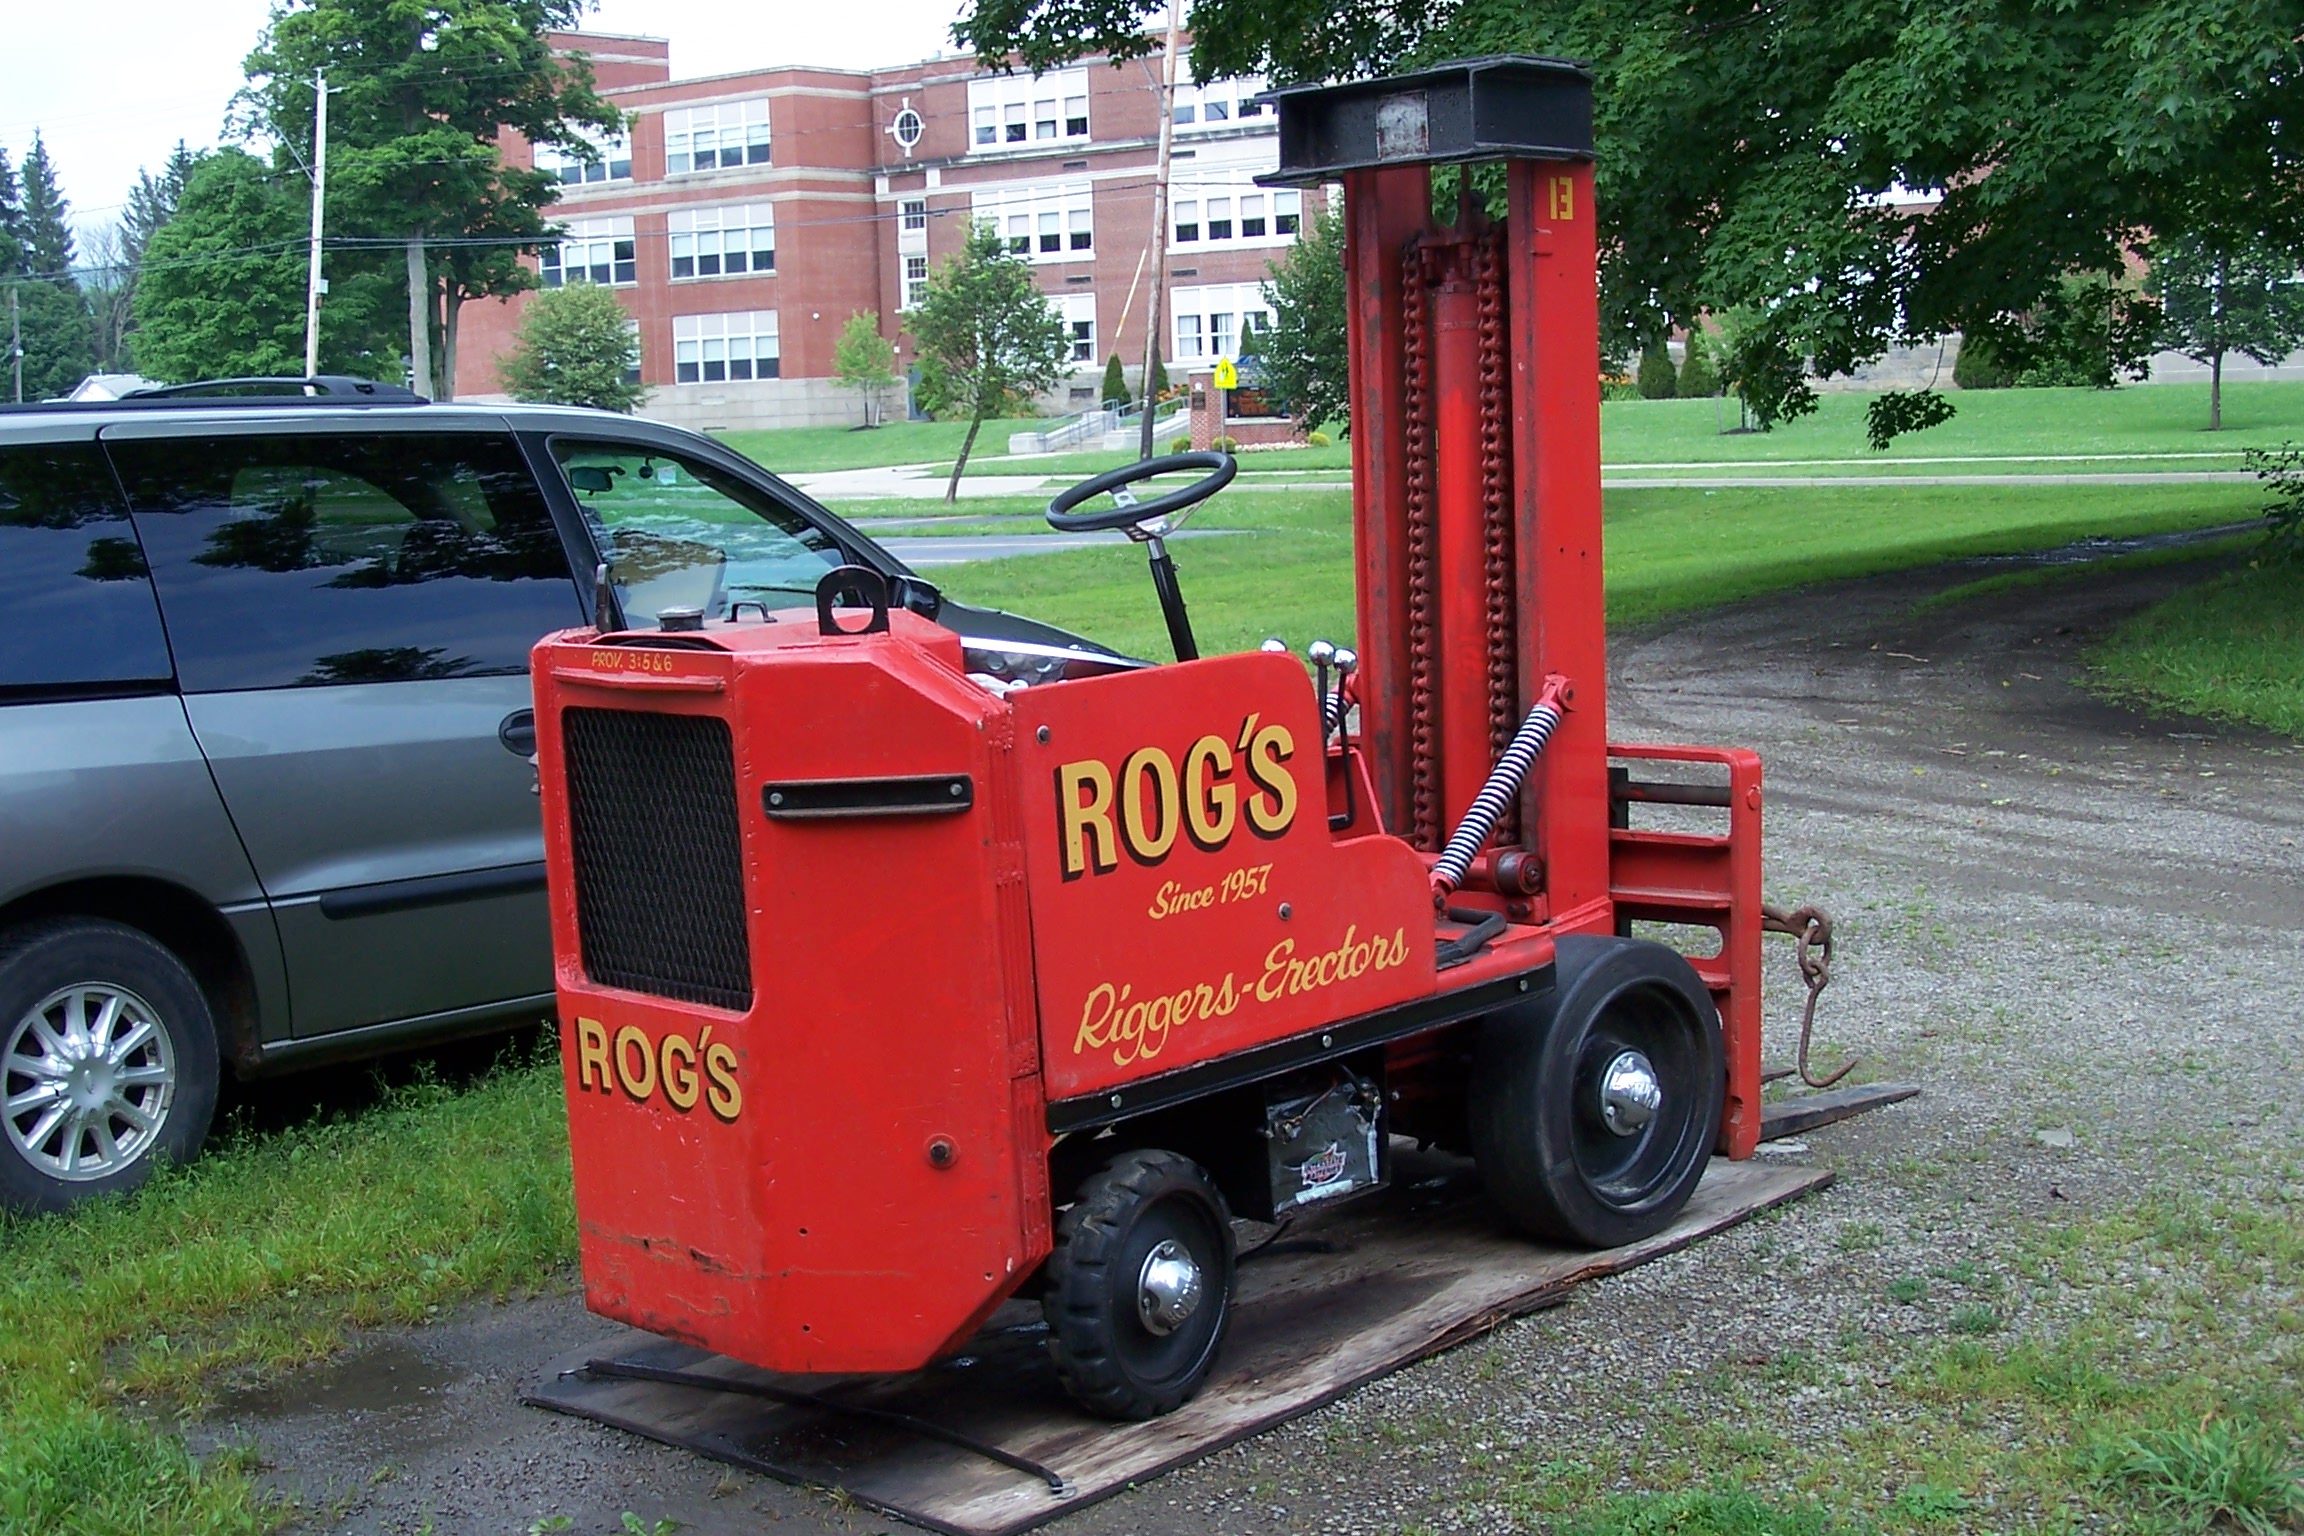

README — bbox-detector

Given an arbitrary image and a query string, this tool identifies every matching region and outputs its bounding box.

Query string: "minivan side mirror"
[892,573,942,617]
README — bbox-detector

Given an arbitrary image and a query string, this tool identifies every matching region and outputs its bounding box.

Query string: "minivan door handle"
[498,709,537,757]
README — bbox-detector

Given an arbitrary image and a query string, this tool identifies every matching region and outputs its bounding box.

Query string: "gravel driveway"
[198,553,2303,1535]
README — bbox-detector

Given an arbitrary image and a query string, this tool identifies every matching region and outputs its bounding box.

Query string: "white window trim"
[668,203,776,282]
[536,128,631,186]
[542,216,637,288]
[673,310,781,385]
[1170,282,1275,362]
[665,99,772,176]
[966,66,1091,155]
[970,182,1094,266]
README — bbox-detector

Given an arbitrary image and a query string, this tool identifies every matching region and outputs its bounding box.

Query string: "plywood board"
[528,1152,1830,1536]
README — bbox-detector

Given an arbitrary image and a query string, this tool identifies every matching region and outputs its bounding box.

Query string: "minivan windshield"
[551,440,846,628]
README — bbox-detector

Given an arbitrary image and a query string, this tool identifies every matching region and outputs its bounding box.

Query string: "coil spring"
[1474,226,1518,845]
[1430,700,1565,897]
[1401,240,1440,851]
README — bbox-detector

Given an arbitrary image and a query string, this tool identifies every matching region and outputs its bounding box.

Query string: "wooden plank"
[527,1152,1830,1536]
[1760,1082,1919,1141]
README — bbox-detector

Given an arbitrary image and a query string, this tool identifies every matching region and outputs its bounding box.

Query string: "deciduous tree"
[910,222,1074,501]
[2149,231,2304,431]
[959,0,2303,441]
[832,310,899,426]
[499,279,644,411]
[241,0,620,399]
[1258,198,1346,432]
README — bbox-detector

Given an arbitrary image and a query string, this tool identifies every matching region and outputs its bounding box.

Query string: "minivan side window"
[0,442,174,697]
[550,439,844,628]
[110,433,582,692]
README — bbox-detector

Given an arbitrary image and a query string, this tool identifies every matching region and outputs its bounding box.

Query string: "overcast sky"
[0,0,974,250]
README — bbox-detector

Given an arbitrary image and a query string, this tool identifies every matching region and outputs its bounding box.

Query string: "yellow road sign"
[1212,357,1238,390]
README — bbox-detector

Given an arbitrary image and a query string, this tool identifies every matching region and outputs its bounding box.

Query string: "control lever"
[1327,646,1360,831]
[1307,639,1335,745]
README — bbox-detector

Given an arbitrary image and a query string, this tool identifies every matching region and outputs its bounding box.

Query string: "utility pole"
[1137,0,1182,461]
[9,287,19,404]
[303,69,330,380]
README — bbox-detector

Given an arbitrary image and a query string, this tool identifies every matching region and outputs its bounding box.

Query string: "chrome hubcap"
[4,983,175,1181]
[1598,1049,1663,1137]
[1135,1239,1204,1336]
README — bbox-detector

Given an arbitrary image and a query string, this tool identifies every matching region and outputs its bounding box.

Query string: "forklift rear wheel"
[1044,1148,1235,1420]
[1468,936,1724,1249]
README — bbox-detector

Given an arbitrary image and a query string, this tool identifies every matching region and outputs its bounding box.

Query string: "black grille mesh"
[561,707,753,1011]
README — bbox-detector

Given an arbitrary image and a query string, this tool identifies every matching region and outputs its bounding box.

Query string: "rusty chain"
[1759,901,1854,1089]
[1400,238,1441,851]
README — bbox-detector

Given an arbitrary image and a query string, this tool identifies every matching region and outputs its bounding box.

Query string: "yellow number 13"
[1547,175,1576,222]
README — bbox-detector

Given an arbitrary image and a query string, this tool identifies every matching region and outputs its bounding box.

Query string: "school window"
[904,255,929,308]
[541,217,636,287]
[967,67,1090,153]
[1173,200,1199,243]
[901,198,927,231]
[1274,189,1301,234]
[1175,314,1203,358]
[974,184,1093,265]
[674,311,779,384]
[1240,194,1267,238]
[664,100,771,175]
[535,131,630,185]
[1206,198,1232,241]
[621,320,642,387]
[668,204,775,280]
[1173,70,1272,132]
[1172,283,1275,362]
[1173,178,1299,248]
[1059,293,1097,363]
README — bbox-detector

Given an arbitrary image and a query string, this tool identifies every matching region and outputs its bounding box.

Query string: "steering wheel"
[1045,450,1237,533]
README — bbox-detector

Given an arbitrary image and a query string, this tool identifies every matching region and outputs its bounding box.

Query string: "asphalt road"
[192,551,2303,1536]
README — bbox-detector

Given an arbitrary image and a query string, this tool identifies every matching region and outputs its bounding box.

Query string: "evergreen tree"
[0,146,22,267]
[1677,330,1721,396]
[124,143,197,266]
[1100,351,1128,407]
[3,134,94,399]
[1636,345,1678,399]
[1147,347,1168,401]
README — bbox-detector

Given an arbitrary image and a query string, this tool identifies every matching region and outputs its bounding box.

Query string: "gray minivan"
[0,381,1111,1213]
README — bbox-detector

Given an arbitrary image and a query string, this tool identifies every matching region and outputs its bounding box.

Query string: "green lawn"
[0,470,2277,1535]
[710,382,2304,485]
[935,481,2266,661]
[711,416,1040,475]
[2088,558,2304,738]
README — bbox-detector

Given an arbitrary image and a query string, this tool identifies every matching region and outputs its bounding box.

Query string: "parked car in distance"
[0,378,1117,1213]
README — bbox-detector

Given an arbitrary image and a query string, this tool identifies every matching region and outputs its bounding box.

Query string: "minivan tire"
[0,918,220,1214]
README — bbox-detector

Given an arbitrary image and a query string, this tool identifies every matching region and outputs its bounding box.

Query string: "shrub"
[1147,348,1169,401]
[1209,435,1239,453]
[1637,346,1678,399]
[500,282,646,412]
[1305,430,1332,447]
[1099,352,1129,408]
[1953,331,2015,389]
[1169,435,1192,454]
[1600,374,1642,401]
[1678,332,1721,396]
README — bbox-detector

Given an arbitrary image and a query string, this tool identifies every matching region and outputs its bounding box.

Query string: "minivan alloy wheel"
[4,982,177,1181]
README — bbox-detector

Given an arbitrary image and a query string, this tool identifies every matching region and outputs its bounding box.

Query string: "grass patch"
[2087,1418,2304,1535]
[936,481,2264,659]
[1559,1488,1842,1535]
[1907,529,2258,614]
[712,417,1039,475]
[2089,559,2304,738]
[0,1045,570,1535]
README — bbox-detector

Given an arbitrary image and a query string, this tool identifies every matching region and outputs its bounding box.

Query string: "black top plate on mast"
[1257,54,1594,186]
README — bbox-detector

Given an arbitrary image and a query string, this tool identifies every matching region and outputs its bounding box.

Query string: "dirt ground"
[194,552,2304,1536]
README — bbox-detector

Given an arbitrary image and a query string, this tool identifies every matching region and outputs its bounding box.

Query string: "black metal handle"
[1046,451,1237,532]
[815,565,892,636]
[498,709,536,757]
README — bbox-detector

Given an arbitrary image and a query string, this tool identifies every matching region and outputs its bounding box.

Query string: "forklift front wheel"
[1044,1148,1235,1420]
[1468,936,1725,1249]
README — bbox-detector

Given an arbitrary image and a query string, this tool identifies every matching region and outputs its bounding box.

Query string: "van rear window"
[0,443,174,698]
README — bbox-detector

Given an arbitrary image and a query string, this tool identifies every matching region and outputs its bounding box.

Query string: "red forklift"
[532,56,1783,1421]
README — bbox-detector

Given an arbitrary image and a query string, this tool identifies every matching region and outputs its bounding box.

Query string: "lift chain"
[1400,238,1441,850]
[1759,901,1855,1089]
[1473,226,1520,846]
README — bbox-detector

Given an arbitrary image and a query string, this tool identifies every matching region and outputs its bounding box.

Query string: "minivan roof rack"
[123,376,428,402]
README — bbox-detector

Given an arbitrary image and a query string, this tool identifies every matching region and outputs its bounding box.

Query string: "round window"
[892,108,925,152]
